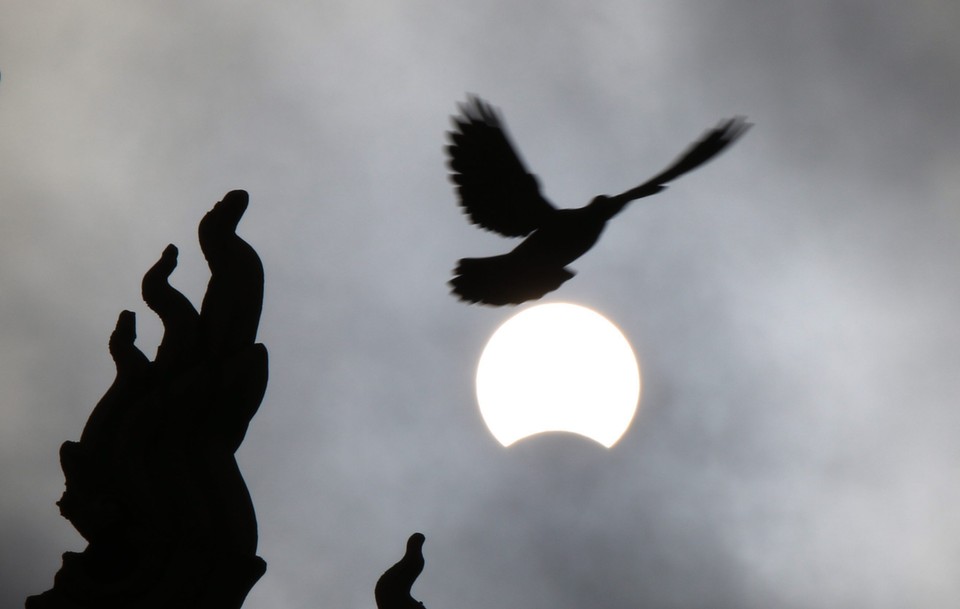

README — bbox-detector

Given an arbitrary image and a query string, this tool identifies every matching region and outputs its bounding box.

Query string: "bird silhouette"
[446,96,751,305]
[375,533,427,609]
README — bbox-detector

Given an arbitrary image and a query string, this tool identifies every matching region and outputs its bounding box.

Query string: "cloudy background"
[2,1,959,607]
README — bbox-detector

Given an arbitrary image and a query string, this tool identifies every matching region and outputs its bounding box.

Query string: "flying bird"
[446,96,751,305]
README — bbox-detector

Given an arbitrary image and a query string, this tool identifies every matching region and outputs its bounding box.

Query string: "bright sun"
[476,303,641,448]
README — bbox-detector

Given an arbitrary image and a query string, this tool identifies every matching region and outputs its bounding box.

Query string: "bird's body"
[446,96,750,305]
[451,200,616,305]
[515,206,609,265]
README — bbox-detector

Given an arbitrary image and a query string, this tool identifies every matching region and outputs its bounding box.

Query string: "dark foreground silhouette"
[376,533,427,609]
[27,190,268,609]
[447,96,751,305]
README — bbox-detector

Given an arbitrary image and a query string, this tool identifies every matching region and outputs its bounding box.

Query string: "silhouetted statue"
[376,533,427,609]
[27,190,268,609]
[447,96,751,305]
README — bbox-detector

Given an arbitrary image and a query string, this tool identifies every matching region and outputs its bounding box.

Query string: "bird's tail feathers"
[450,255,574,305]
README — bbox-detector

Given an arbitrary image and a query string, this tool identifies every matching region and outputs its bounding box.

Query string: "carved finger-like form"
[142,244,200,378]
[376,533,427,609]
[29,191,268,609]
[57,311,150,544]
[198,190,264,357]
[81,311,150,446]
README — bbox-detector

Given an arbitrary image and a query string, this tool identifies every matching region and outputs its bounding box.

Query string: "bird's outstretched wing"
[447,96,556,237]
[616,116,752,202]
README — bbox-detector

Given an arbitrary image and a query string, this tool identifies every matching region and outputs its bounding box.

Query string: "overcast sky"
[2,1,960,608]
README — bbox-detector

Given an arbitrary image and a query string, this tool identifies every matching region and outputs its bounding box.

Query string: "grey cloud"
[2,1,959,608]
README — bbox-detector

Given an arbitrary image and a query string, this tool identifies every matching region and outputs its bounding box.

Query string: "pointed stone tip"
[408,532,425,546]
[117,309,136,326]
[110,310,137,348]
[217,189,249,219]
[223,189,249,204]
[155,244,179,271]
[201,189,249,240]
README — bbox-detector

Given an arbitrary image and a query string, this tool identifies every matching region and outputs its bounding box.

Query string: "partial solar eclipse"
[475,303,641,448]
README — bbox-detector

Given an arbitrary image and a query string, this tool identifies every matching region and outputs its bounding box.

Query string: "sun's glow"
[476,303,641,448]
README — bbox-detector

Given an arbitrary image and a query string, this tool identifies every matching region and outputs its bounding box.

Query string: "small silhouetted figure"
[376,533,427,609]
[447,96,751,305]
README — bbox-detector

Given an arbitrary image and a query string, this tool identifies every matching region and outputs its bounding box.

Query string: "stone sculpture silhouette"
[447,96,751,305]
[27,190,268,609]
[375,533,427,609]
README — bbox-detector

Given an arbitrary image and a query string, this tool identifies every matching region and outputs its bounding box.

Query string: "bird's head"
[587,194,626,220]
